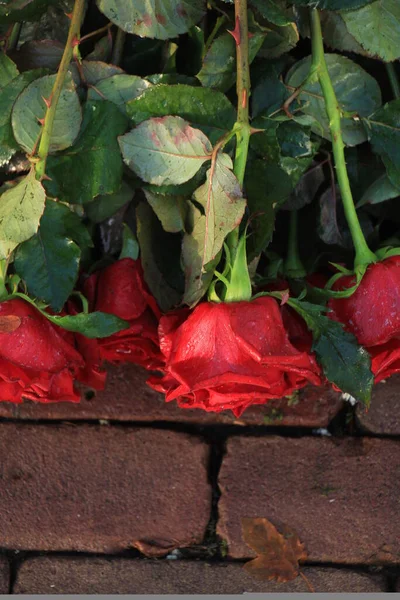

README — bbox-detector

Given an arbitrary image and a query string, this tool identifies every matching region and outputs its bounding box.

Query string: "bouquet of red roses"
[1,0,399,416]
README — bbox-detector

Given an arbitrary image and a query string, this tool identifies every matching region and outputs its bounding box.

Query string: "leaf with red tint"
[241,517,307,582]
[0,315,22,333]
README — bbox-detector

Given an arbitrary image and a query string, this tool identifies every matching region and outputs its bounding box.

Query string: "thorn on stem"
[65,11,73,19]
[228,16,241,46]
[42,93,53,108]
[37,117,45,126]
[71,35,80,48]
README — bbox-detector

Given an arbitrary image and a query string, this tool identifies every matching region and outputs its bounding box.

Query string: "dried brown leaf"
[241,517,307,583]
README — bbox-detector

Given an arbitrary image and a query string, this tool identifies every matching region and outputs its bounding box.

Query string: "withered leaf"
[241,517,307,583]
[0,315,22,334]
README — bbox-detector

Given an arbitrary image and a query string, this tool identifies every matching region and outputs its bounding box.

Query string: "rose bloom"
[0,299,84,403]
[82,258,163,370]
[328,256,400,383]
[261,279,314,353]
[148,296,321,416]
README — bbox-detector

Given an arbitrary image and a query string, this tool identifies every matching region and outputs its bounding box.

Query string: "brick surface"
[0,557,9,594]
[357,375,400,435]
[218,436,400,563]
[12,557,386,594]
[0,424,211,555]
[0,363,343,427]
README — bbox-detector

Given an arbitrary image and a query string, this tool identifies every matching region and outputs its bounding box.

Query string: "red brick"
[218,436,400,563]
[0,557,9,594]
[357,375,400,435]
[0,363,342,427]
[0,424,210,555]
[12,557,386,593]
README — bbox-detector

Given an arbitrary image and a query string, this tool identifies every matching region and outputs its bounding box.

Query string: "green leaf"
[143,165,207,197]
[14,200,87,312]
[319,11,368,56]
[252,60,289,118]
[85,180,134,223]
[0,0,51,22]
[193,153,245,266]
[282,160,325,210]
[0,52,19,87]
[245,160,292,256]
[120,223,139,260]
[136,201,183,312]
[182,153,246,304]
[357,174,400,207]
[96,0,205,39]
[365,99,400,189]
[87,74,151,115]
[126,84,236,144]
[11,72,82,155]
[250,116,318,186]
[250,0,294,25]
[0,69,44,167]
[144,189,187,233]
[285,53,382,146]
[11,40,63,70]
[45,311,129,338]
[342,0,400,62]
[258,22,299,59]
[119,115,212,186]
[0,169,45,259]
[291,0,373,10]
[71,60,124,86]
[45,101,128,205]
[288,298,373,405]
[197,32,265,92]
[146,73,200,85]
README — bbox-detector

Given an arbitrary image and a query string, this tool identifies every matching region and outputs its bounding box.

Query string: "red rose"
[0,299,84,403]
[328,256,400,382]
[148,297,321,416]
[260,279,313,352]
[83,258,163,370]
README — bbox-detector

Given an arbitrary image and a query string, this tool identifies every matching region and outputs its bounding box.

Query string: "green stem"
[284,211,306,278]
[386,63,400,100]
[0,260,8,301]
[7,22,22,52]
[309,8,376,269]
[227,0,252,257]
[111,28,125,66]
[34,0,86,180]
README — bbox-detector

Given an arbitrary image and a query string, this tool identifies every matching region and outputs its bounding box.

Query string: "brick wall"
[0,363,399,593]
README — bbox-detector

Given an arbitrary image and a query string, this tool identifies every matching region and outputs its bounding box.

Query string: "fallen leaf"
[241,517,307,582]
[0,315,22,333]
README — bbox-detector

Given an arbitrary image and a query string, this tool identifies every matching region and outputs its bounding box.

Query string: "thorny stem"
[309,8,376,269]
[284,211,306,278]
[111,28,126,66]
[226,0,252,257]
[34,0,86,180]
[385,62,400,100]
